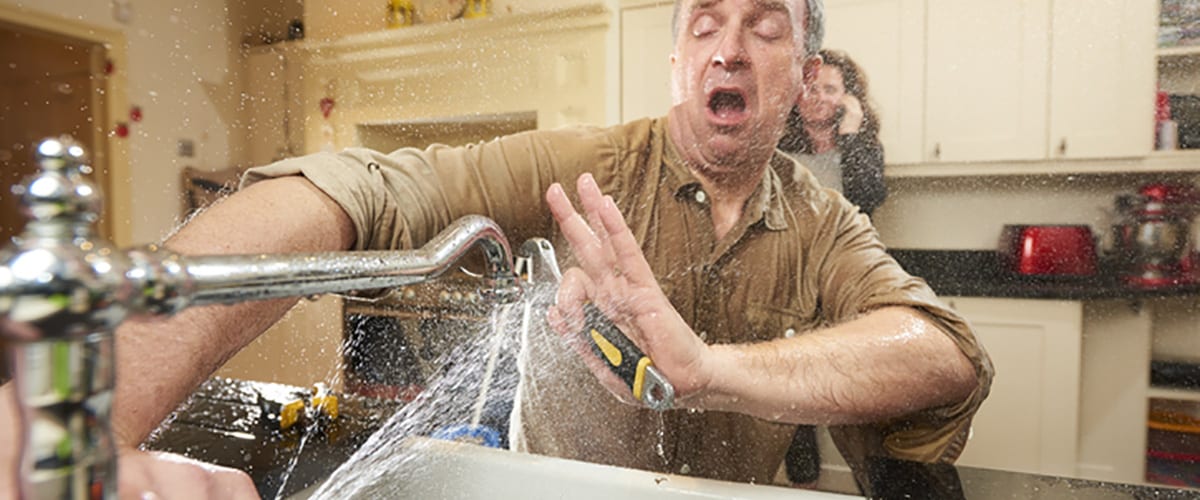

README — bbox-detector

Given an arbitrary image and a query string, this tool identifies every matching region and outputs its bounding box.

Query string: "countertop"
[889,249,1200,300]
[146,378,1198,500]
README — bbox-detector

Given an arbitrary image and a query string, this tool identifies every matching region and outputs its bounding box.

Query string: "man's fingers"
[577,174,613,249]
[118,449,260,500]
[597,195,655,286]
[546,183,612,279]
[209,468,258,500]
[551,267,593,330]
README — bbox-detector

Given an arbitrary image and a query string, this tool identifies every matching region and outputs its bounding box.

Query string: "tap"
[0,137,521,499]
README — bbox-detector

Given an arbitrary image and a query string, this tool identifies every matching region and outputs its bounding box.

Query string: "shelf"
[1158,45,1200,58]
[1147,386,1200,402]
[885,150,1200,178]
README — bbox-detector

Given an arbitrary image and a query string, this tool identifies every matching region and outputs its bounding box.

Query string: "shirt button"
[680,464,691,474]
[694,189,707,204]
[784,328,796,338]
[698,331,708,341]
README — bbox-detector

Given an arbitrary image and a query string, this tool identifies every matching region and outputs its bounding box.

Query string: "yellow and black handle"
[582,303,674,411]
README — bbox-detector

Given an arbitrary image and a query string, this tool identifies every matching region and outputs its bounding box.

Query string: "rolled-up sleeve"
[812,198,994,464]
[241,126,620,251]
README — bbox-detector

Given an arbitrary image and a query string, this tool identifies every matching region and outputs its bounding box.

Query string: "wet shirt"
[243,117,993,485]
[786,150,843,193]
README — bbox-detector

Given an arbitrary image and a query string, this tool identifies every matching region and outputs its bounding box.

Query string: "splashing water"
[306,289,543,499]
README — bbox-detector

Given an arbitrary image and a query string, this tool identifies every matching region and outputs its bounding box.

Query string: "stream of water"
[305,296,531,499]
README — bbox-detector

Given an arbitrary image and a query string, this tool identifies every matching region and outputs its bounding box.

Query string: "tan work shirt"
[244,117,993,485]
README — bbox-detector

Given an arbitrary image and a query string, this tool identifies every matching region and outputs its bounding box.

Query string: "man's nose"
[711,29,748,70]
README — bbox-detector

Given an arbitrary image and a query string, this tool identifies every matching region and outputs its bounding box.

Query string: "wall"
[303,0,604,40]
[0,0,247,245]
[874,173,1200,250]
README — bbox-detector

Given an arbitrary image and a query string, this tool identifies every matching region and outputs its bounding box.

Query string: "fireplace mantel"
[281,3,613,153]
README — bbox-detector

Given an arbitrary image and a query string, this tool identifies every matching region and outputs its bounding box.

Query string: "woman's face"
[798,65,846,127]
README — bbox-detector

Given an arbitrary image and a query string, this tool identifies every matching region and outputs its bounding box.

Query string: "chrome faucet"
[0,138,521,499]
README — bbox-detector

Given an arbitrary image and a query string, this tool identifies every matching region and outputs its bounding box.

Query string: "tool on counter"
[275,383,341,431]
[518,239,675,411]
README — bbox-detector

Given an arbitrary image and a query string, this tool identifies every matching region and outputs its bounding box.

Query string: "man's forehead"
[683,0,803,17]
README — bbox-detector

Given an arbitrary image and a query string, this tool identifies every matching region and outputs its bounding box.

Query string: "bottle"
[387,0,415,28]
[1156,89,1179,151]
[463,0,491,19]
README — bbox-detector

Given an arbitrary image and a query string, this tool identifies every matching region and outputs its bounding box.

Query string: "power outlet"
[177,139,195,158]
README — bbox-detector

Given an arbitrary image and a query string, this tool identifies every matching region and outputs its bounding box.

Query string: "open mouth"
[707,89,748,124]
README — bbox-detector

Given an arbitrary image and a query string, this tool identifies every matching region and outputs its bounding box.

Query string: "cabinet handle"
[1059,138,1068,156]
[933,142,941,160]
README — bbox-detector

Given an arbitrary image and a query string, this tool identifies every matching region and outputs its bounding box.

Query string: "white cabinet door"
[1048,0,1157,159]
[620,3,675,123]
[925,0,1051,163]
[945,297,1083,477]
[1075,300,1152,484]
[824,0,925,164]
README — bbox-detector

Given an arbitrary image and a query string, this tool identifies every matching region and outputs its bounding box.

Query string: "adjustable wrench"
[516,238,675,411]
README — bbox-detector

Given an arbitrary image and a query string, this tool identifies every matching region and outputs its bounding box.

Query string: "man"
[1,0,992,497]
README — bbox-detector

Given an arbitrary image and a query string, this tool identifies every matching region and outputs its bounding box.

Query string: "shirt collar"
[659,117,789,232]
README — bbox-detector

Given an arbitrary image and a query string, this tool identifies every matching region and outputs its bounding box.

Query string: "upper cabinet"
[824,0,1157,166]
[923,0,1050,163]
[1048,0,1157,160]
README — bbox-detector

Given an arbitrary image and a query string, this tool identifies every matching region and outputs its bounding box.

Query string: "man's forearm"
[112,176,355,446]
[695,307,977,425]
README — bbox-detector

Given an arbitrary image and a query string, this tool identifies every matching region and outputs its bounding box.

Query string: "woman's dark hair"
[778,49,880,154]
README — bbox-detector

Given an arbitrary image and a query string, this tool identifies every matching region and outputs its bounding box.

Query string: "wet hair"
[778,48,880,154]
[671,0,825,56]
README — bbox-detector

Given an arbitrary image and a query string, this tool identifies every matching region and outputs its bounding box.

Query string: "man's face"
[668,0,813,170]
[798,65,845,127]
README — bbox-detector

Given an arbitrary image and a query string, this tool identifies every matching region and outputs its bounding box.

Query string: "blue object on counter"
[431,424,501,448]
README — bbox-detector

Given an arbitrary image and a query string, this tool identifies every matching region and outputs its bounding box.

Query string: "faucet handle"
[1,138,131,341]
[14,137,102,225]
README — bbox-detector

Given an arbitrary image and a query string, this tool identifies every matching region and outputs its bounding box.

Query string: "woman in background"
[778,49,888,487]
[779,48,887,217]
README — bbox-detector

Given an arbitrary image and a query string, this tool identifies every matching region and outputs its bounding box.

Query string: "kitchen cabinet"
[826,0,1156,166]
[923,0,1050,163]
[942,296,1154,484]
[1048,0,1157,160]
[1075,300,1153,484]
[944,297,1084,477]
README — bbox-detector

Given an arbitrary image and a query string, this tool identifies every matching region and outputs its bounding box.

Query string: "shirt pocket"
[743,301,822,343]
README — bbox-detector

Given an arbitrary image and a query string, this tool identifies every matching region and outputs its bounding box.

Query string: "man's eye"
[753,15,788,40]
[692,14,719,37]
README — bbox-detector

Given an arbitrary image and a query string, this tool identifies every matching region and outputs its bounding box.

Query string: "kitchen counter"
[146,378,1198,499]
[890,249,1200,300]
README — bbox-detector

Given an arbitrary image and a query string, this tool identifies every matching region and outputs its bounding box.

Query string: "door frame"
[0,5,131,246]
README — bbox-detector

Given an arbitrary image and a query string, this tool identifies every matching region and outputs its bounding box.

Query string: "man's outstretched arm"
[544,173,978,426]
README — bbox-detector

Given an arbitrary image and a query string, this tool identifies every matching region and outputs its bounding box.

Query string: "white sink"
[291,437,863,500]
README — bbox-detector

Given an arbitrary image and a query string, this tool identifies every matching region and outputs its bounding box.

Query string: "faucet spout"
[131,214,521,314]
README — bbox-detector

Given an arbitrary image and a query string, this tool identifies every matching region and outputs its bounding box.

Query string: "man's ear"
[795,54,823,106]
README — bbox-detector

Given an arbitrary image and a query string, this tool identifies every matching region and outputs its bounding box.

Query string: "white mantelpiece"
[289,3,612,153]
